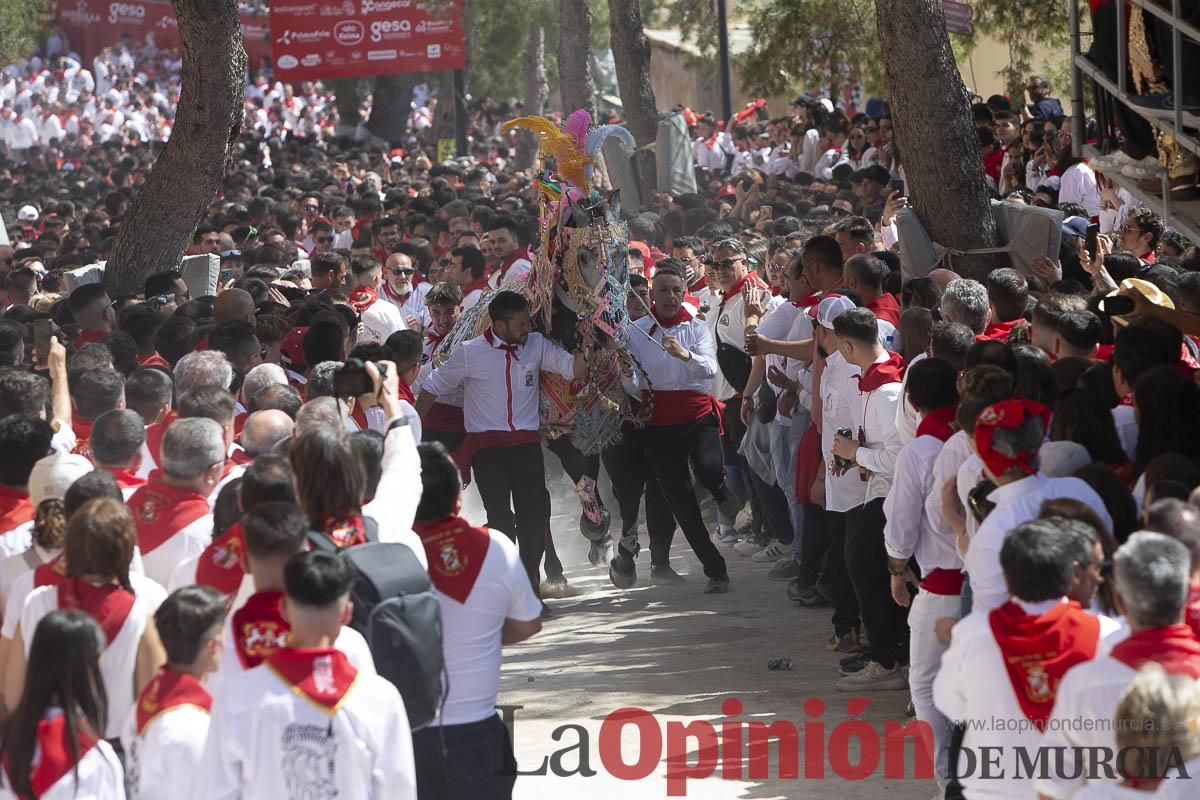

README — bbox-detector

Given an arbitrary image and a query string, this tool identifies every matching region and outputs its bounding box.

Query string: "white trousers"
[908,588,961,787]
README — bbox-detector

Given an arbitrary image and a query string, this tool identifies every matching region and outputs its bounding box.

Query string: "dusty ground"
[481,480,940,800]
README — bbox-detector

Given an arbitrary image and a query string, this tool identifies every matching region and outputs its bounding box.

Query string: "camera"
[333,357,388,398]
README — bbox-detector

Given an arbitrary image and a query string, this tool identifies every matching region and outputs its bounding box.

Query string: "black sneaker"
[786,577,807,601]
[795,582,832,607]
[704,575,730,594]
[608,553,636,589]
[650,564,685,584]
[838,652,871,676]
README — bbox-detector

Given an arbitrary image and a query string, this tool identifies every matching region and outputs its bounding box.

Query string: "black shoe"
[704,575,730,594]
[650,564,685,584]
[540,602,554,619]
[795,582,833,607]
[608,554,637,589]
[838,652,871,676]
[786,577,807,601]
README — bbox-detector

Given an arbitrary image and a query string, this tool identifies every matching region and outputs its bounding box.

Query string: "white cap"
[28,453,93,507]
[818,98,834,113]
[817,295,856,329]
[17,205,38,223]
[1039,441,1092,478]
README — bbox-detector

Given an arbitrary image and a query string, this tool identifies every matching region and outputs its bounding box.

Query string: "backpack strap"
[306,531,338,553]
[363,516,379,543]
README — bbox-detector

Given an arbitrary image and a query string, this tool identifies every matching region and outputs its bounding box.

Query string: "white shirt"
[0,725,124,800]
[883,427,962,573]
[190,657,417,800]
[360,420,426,567]
[756,301,804,426]
[0,522,31,561]
[140,514,212,590]
[1154,759,1200,798]
[712,281,781,401]
[434,530,542,725]
[22,584,152,739]
[1112,404,1138,461]
[7,116,36,149]
[360,297,407,344]
[487,256,531,290]
[846,352,904,503]
[623,314,718,394]
[927,430,974,550]
[820,352,868,513]
[935,599,1124,799]
[0,544,51,616]
[123,698,211,800]
[3,565,162,641]
[894,352,927,445]
[380,281,432,328]
[965,474,1113,613]
[1059,162,1104,220]
[424,330,575,433]
[462,286,486,311]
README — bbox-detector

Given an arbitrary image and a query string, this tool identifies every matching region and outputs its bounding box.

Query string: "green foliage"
[471,0,558,101]
[970,0,1070,100]
[0,0,51,63]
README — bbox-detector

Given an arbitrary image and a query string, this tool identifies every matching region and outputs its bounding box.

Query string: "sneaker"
[767,558,801,582]
[825,630,862,654]
[838,652,871,676]
[650,564,685,584]
[540,575,570,599]
[715,526,739,546]
[835,662,908,692]
[715,490,743,521]
[609,553,637,589]
[751,540,789,562]
[704,575,730,594]
[795,582,832,607]
[786,577,807,601]
[733,538,767,557]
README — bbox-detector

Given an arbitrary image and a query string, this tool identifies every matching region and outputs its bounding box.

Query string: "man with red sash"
[844,254,901,327]
[67,367,124,461]
[881,358,962,789]
[128,418,222,589]
[205,501,375,699]
[1037,532,1200,798]
[123,586,226,800]
[977,268,1029,342]
[485,218,531,291]
[616,266,735,594]
[415,291,585,603]
[410,443,541,800]
[193,550,416,800]
[89,409,147,498]
[416,281,467,452]
[935,519,1121,800]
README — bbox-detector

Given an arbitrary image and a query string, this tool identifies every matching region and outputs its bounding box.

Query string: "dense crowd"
[2,22,1200,798]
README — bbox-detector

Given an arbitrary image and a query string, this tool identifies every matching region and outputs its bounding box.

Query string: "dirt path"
[495,504,940,800]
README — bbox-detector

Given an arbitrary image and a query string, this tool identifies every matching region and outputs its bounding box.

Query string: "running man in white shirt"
[124,585,227,800]
[410,443,542,800]
[192,550,417,800]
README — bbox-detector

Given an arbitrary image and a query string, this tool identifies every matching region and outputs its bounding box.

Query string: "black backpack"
[308,521,445,730]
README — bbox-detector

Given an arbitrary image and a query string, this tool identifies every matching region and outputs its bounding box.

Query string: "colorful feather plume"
[502,114,595,193]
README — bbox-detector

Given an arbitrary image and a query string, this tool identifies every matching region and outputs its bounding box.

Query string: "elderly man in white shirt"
[964,399,1113,614]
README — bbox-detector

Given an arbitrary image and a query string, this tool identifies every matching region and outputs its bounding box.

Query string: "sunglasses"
[316,236,334,243]
[302,205,320,212]
[714,258,743,270]
[391,268,415,276]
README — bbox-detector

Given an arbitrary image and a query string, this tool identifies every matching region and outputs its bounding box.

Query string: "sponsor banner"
[270,0,466,81]
[56,0,273,67]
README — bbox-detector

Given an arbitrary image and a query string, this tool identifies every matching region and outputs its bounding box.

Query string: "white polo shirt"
[424,330,575,433]
[623,314,718,393]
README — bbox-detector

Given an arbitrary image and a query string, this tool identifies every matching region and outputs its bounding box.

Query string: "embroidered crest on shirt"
[243,622,288,657]
[1025,665,1052,703]
[281,723,338,800]
[439,543,464,575]
[138,498,159,523]
[213,536,242,569]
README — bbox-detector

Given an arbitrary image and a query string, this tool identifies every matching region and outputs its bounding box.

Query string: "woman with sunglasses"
[0,610,123,799]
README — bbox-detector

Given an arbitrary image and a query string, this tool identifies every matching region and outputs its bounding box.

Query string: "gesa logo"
[369,19,412,42]
[108,2,145,23]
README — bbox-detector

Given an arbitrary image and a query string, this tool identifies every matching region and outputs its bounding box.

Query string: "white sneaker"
[751,540,789,562]
[734,539,766,557]
[834,662,908,692]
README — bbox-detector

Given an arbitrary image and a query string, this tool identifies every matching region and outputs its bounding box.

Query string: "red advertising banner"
[55,0,274,68]
[269,0,466,81]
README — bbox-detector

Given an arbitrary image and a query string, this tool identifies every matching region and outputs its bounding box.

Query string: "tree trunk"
[329,78,362,130]
[515,26,548,172]
[432,69,456,147]
[875,0,997,278]
[104,0,245,297]
[607,0,658,201]
[558,0,597,119]
[366,73,419,145]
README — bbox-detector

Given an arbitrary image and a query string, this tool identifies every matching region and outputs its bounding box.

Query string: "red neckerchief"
[129,473,211,555]
[69,414,94,459]
[1187,586,1200,641]
[495,251,526,285]
[915,405,958,442]
[3,712,99,799]
[975,399,1052,477]
[426,327,449,351]
[647,304,694,336]
[190,337,209,353]
[73,328,107,350]
[1118,393,1135,408]
[379,280,414,305]
[770,286,782,297]
[718,272,766,313]
[413,516,491,603]
[348,286,378,314]
[103,467,146,491]
[234,411,248,439]
[349,404,370,432]
[194,522,245,595]
[988,600,1100,730]
[688,275,708,294]
[0,484,34,532]
[317,513,367,548]
[33,554,66,588]
[136,667,212,735]
[978,318,1020,342]
[144,411,178,469]
[228,447,252,467]
[397,375,415,405]
[483,328,519,358]
[265,647,358,713]
[865,293,901,327]
[1110,624,1200,678]
[136,353,171,369]
[463,275,490,296]
[231,591,290,669]
[57,579,136,646]
[855,351,907,393]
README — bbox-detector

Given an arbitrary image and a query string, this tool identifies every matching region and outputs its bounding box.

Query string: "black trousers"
[423,427,467,453]
[844,498,909,668]
[822,509,861,638]
[473,443,548,594]
[413,714,517,800]
[799,503,828,586]
[601,430,676,565]
[639,415,729,579]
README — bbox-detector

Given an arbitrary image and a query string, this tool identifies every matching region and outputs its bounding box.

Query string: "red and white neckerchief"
[265,647,358,714]
[647,305,694,337]
[136,667,212,735]
[379,280,412,305]
[316,512,368,548]
[2,710,99,798]
[412,516,491,603]
[718,272,767,313]
[57,579,136,646]
[194,522,245,595]
[231,590,290,669]
[0,484,34,532]
[103,468,146,492]
[128,473,211,555]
